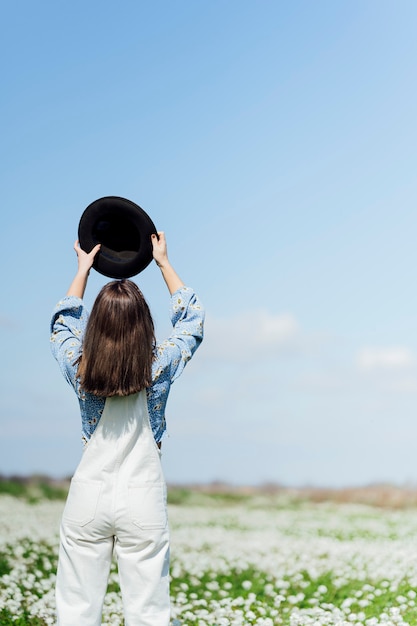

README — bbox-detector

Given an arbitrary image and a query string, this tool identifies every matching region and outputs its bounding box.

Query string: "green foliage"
[0,553,10,577]
[3,489,417,624]
[0,480,27,499]
[0,610,46,625]
[167,486,251,507]
[37,481,68,501]
[167,487,194,505]
[0,476,68,503]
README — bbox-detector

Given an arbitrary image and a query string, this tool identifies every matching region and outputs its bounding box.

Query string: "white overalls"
[56,390,170,626]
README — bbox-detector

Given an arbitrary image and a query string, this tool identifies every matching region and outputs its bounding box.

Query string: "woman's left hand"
[73,240,101,275]
[66,240,102,298]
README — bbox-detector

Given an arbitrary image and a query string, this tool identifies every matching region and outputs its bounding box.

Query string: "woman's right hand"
[151,232,168,267]
[151,232,184,294]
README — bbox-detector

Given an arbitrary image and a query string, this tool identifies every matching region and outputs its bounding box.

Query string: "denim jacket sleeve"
[50,287,204,390]
[50,296,88,389]
[153,286,205,383]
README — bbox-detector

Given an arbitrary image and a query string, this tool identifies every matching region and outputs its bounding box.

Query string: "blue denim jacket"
[50,286,204,445]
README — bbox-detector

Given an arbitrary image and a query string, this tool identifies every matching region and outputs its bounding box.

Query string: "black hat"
[78,196,157,279]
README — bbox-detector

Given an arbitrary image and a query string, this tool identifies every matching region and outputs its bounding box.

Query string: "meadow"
[1,481,417,625]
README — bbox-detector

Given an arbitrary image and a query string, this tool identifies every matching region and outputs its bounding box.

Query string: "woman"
[50,232,204,626]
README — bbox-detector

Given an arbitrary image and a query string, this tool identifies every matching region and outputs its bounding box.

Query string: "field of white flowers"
[1,488,417,625]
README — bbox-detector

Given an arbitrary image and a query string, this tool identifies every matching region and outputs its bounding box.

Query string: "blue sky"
[1,0,417,486]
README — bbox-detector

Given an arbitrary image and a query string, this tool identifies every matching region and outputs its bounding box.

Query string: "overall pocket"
[128,482,167,529]
[63,479,102,526]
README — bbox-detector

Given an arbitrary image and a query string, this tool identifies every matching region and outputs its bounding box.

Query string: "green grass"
[0,612,47,626]
[2,484,417,624]
[0,476,68,503]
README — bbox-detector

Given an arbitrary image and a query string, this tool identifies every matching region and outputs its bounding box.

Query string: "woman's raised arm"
[152,232,184,295]
[66,240,101,299]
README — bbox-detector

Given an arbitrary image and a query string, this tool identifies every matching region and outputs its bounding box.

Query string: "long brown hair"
[77,280,155,397]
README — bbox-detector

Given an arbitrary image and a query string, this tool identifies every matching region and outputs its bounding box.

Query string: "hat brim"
[78,196,157,279]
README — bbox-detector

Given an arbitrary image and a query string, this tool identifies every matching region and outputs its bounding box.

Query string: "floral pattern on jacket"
[50,286,204,445]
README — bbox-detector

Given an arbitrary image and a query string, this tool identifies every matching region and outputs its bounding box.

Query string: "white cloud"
[357,346,415,372]
[202,310,300,361]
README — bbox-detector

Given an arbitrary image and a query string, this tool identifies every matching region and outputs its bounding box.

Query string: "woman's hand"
[151,232,168,267]
[73,240,101,274]
[151,232,184,295]
[66,240,101,298]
